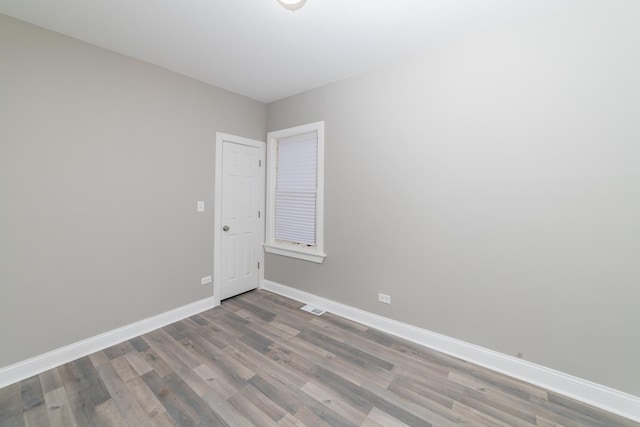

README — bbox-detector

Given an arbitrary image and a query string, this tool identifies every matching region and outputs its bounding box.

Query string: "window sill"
[264,244,326,264]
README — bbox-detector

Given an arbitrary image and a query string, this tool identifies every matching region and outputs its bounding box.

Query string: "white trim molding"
[262,280,640,423]
[263,243,326,264]
[0,297,216,389]
[266,121,326,264]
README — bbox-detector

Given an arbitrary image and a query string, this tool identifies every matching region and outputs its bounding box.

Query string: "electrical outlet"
[378,293,391,304]
[201,276,212,285]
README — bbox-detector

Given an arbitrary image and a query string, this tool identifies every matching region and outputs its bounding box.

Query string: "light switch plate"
[197,201,205,212]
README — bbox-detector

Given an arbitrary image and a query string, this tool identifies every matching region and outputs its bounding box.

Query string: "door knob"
[223,225,230,232]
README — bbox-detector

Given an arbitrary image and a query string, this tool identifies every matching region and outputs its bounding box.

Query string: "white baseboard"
[262,280,640,423]
[0,297,217,389]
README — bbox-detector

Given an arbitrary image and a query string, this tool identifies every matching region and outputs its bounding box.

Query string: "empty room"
[1,0,639,426]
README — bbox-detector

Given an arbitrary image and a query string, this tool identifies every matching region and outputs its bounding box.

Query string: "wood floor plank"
[111,355,140,384]
[192,363,237,400]
[235,383,288,423]
[250,371,358,427]
[390,369,455,409]
[227,391,281,427]
[387,376,464,425]
[311,364,424,425]
[224,340,310,389]
[536,415,567,427]
[188,314,237,351]
[95,362,152,427]
[546,392,639,427]
[108,352,170,425]
[306,316,451,381]
[38,369,63,395]
[446,371,538,426]
[298,328,394,372]
[43,386,77,427]
[467,365,548,401]
[277,413,306,427]
[1,289,636,427]
[283,334,336,363]
[239,293,313,328]
[175,318,227,358]
[59,356,111,426]
[0,382,25,427]
[103,341,136,361]
[364,407,412,427]
[140,348,174,378]
[148,411,178,427]
[144,331,228,399]
[200,391,254,427]
[142,370,226,427]
[145,329,203,370]
[163,323,191,343]
[267,344,316,378]
[141,370,200,427]
[290,406,333,427]
[20,375,44,414]
[224,296,278,323]
[260,292,305,310]
[529,395,613,427]
[213,352,255,383]
[212,311,275,356]
[261,330,335,373]
[314,358,468,427]
[317,351,394,389]
[124,351,153,376]
[360,380,457,427]
[23,401,51,427]
[89,350,111,368]
[248,374,302,415]
[121,375,168,422]
[189,314,210,327]
[452,400,511,427]
[298,397,360,427]
[319,312,369,333]
[300,380,368,426]
[94,399,126,427]
[180,335,252,388]
[264,320,301,339]
[129,336,151,353]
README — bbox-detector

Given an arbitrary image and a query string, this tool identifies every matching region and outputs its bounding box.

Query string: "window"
[265,121,325,263]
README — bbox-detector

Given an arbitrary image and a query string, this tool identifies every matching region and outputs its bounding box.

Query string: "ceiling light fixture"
[277,0,307,12]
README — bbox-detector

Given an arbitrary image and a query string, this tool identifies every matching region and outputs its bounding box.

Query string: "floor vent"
[300,304,326,316]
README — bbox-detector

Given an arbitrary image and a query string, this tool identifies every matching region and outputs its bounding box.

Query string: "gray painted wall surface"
[0,14,266,367]
[266,1,640,395]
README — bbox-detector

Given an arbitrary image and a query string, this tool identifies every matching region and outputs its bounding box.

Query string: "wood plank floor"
[1,290,637,427]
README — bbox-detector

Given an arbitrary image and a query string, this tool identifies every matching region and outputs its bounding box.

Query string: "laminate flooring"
[0,290,637,426]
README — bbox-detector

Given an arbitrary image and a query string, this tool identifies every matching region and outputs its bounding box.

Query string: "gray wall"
[0,14,266,367]
[266,0,640,395]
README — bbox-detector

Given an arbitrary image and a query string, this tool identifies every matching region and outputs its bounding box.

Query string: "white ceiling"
[0,0,579,103]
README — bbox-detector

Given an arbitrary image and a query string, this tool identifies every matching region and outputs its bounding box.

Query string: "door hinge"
[259,160,262,167]
[258,210,261,218]
[257,262,260,270]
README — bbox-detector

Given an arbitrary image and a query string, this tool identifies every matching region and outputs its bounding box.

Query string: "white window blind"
[274,132,318,246]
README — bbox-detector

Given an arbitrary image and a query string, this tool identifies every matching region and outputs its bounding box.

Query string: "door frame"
[213,132,266,306]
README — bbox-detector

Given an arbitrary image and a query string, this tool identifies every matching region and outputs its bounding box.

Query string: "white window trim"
[265,121,326,263]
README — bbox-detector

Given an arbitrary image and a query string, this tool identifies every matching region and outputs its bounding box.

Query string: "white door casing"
[214,133,265,305]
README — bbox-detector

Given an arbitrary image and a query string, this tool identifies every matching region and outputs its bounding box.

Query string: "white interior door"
[218,137,265,300]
